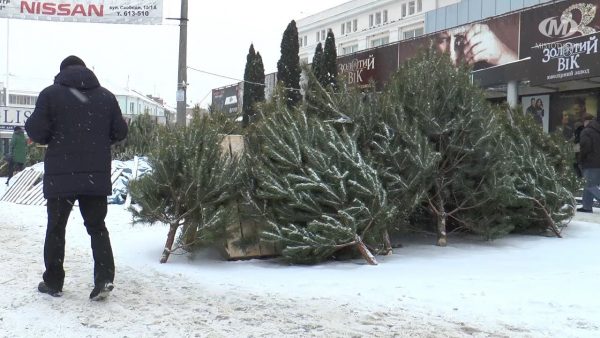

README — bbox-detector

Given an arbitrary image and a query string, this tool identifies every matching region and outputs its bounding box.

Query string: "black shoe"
[38,281,62,297]
[577,207,593,213]
[89,282,114,301]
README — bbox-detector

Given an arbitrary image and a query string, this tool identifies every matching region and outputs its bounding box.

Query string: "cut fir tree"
[246,107,398,265]
[129,115,241,263]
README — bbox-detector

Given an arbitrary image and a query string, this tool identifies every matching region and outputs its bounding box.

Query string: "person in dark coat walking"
[5,126,27,185]
[577,113,600,213]
[25,55,128,300]
[572,114,594,178]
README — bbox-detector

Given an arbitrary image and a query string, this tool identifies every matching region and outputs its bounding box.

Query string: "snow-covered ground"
[1,179,599,338]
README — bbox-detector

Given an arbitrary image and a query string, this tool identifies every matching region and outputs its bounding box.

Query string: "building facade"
[297,0,447,63]
[214,0,597,140]
[425,0,553,34]
[297,0,555,63]
[330,0,600,138]
[111,87,172,125]
[213,0,553,110]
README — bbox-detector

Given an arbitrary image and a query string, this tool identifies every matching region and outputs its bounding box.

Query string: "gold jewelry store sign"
[530,32,600,86]
[0,0,163,25]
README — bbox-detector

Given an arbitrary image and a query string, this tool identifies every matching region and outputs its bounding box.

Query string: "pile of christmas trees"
[244,49,577,264]
[129,50,577,265]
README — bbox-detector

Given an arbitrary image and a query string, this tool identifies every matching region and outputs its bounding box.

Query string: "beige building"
[297,0,464,63]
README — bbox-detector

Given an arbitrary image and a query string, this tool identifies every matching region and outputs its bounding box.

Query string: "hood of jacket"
[54,65,100,90]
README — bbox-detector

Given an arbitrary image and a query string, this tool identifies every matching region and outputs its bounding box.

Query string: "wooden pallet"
[1,169,44,205]
[1,167,123,206]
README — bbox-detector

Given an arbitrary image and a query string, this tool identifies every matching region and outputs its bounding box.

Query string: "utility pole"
[4,19,9,106]
[176,0,188,126]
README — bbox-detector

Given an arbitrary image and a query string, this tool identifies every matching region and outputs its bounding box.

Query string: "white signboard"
[0,106,32,130]
[176,89,184,102]
[0,0,163,25]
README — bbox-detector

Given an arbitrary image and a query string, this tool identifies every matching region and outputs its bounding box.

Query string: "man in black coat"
[25,55,128,300]
[577,113,600,213]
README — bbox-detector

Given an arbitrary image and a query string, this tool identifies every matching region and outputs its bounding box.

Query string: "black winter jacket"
[579,120,600,169]
[25,65,128,198]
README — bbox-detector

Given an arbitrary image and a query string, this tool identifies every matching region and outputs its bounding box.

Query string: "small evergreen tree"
[243,44,257,127]
[311,43,324,87]
[26,142,46,166]
[276,20,302,108]
[322,30,338,89]
[254,52,266,105]
[389,50,511,245]
[246,103,398,264]
[493,108,576,236]
[302,63,439,252]
[243,45,266,127]
[129,114,241,263]
[112,113,158,160]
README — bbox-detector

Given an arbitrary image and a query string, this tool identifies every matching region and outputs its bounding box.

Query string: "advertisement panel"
[522,94,550,132]
[337,42,399,90]
[520,1,600,59]
[530,32,600,85]
[424,13,520,71]
[0,106,32,130]
[211,84,240,115]
[0,0,163,25]
[396,13,520,71]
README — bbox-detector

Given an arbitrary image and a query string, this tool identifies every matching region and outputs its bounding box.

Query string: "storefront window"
[550,91,599,139]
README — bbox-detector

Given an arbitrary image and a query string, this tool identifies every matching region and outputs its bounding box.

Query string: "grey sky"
[0,0,348,108]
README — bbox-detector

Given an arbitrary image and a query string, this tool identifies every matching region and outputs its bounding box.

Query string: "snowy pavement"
[1,180,599,337]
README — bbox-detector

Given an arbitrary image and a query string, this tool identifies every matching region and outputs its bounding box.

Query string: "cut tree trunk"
[436,192,448,247]
[382,230,393,255]
[160,223,179,263]
[355,235,378,265]
[437,215,448,247]
[532,198,563,238]
[181,222,198,251]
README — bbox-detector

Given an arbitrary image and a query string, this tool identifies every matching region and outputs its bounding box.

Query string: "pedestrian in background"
[25,55,128,300]
[573,114,595,178]
[5,126,27,185]
[577,112,600,213]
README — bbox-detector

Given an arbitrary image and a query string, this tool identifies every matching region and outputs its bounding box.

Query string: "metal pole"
[507,80,519,109]
[5,19,9,105]
[176,0,188,126]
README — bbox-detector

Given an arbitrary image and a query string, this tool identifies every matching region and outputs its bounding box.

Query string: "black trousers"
[43,195,114,291]
[6,160,24,184]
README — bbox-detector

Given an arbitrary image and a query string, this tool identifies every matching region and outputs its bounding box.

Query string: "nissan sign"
[0,0,163,25]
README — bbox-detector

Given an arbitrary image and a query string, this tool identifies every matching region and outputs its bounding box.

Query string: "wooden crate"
[219,135,279,260]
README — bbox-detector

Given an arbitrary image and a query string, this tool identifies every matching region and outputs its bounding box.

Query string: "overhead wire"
[187,66,302,93]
